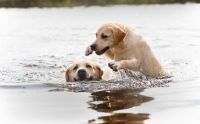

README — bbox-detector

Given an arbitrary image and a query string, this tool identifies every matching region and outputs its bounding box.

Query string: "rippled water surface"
[0,4,200,124]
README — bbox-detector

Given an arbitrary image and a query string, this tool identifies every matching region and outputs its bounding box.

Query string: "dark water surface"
[0,4,200,124]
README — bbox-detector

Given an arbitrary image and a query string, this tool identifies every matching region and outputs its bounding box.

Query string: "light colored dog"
[65,61,103,82]
[85,23,167,77]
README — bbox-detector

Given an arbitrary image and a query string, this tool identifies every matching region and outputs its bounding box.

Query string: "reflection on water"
[88,113,149,124]
[88,89,153,124]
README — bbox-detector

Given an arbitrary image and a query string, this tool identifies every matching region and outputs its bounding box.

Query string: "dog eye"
[86,64,92,68]
[101,34,108,39]
[73,65,78,71]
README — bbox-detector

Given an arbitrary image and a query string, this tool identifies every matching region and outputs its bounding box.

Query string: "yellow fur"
[86,23,167,77]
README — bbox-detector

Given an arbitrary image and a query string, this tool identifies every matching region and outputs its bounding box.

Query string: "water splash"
[58,70,173,92]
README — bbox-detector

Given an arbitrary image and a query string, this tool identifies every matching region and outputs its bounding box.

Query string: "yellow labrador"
[85,23,167,77]
[65,61,103,82]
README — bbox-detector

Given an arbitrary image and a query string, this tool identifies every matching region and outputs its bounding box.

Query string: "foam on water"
[59,70,172,92]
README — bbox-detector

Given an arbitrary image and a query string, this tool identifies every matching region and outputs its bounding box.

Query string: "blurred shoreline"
[0,0,199,8]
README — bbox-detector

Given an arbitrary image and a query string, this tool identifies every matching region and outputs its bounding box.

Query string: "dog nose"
[90,44,97,51]
[78,69,87,80]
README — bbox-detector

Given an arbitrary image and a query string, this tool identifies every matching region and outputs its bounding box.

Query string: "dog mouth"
[95,46,110,55]
[74,76,93,82]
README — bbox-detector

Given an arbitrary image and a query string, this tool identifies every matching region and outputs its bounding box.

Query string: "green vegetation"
[0,0,199,8]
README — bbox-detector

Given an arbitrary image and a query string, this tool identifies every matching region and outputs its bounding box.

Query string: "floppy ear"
[112,26,126,42]
[95,66,103,80]
[65,68,71,82]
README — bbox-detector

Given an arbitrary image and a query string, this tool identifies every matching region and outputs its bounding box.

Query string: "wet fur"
[86,23,167,77]
[65,61,103,82]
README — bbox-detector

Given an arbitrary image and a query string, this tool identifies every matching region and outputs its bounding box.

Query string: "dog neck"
[111,40,129,59]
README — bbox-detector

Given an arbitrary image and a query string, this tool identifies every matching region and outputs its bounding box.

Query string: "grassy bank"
[0,0,199,8]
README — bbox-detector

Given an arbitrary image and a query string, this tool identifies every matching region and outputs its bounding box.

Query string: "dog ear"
[95,65,103,80]
[65,68,71,82]
[112,26,126,42]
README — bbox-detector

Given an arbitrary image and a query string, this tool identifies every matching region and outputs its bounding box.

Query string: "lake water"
[0,4,200,124]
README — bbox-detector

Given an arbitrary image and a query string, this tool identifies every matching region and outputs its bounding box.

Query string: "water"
[0,4,200,124]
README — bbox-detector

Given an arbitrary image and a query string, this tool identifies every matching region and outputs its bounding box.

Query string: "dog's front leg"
[108,58,140,71]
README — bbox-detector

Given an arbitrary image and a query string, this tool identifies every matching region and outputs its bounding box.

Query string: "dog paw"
[85,46,93,56]
[108,62,121,72]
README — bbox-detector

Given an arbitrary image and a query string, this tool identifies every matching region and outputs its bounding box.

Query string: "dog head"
[90,23,126,55]
[65,61,103,82]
